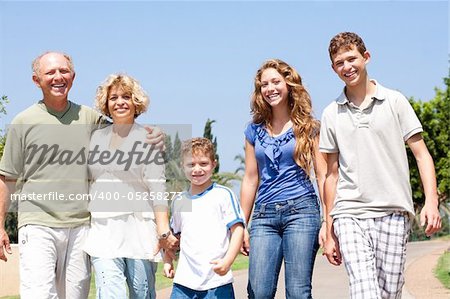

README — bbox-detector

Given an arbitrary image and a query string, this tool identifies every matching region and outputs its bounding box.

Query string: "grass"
[155,253,249,290]
[230,253,250,271]
[0,254,249,299]
[437,234,450,242]
[434,250,450,289]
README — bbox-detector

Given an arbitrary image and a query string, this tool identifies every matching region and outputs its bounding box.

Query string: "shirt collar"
[187,182,215,199]
[37,100,72,118]
[336,79,386,105]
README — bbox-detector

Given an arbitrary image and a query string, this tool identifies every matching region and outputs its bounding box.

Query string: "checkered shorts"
[334,213,411,299]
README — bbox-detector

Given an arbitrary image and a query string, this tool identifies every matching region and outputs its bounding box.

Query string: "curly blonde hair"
[95,74,149,118]
[251,59,319,177]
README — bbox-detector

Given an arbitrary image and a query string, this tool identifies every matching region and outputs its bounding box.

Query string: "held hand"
[0,228,12,262]
[155,234,179,254]
[144,126,165,150]
[163,262,175,278]
[240,229,250,256]
[420,203,442,237]
[153,235,179,260]
[210,258,231,276]
[322,231,342,266]
[318,222,327,249]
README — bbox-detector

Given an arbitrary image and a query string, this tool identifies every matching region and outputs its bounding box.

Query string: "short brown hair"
[328,32,367,61]
[181,137,216,162]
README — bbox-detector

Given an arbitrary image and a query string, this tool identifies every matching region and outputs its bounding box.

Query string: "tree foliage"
[164,134,189,192]
[407,74,450,239]
[203,119,220,173]
[0,96,9,156]
[0,96,17,243]
[202,119,241,187]
[234,148,245,176]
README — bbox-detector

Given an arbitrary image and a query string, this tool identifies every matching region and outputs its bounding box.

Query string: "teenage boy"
[164,137,244,299]
[320,32,441,299]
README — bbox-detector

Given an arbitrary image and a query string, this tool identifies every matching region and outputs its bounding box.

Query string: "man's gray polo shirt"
[319,80,422,219]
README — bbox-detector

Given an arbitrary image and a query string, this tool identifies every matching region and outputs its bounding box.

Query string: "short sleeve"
[218,187,244,229]
[244,123,256,146]
[395,94,423,141]
[170,195,183,234]
[0,124,24,178]
[319,105,339,153]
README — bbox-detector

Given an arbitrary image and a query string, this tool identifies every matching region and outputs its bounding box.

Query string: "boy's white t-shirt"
[170,183,244,291]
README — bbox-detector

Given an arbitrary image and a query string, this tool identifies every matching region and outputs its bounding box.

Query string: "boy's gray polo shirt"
[319,80,422,219]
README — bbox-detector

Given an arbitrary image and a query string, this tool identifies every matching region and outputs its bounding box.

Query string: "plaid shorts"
[334,213,411,299]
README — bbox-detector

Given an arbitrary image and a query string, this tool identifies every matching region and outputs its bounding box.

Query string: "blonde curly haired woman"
[83,74,177,299]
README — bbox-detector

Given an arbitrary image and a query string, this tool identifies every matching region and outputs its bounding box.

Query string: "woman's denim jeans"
[91,257,157,299]
[247,195,320,299]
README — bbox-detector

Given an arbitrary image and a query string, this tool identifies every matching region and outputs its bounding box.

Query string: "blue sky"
[0,0,448,173]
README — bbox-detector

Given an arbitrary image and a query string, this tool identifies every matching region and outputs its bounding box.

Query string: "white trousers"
[18,224,91,299]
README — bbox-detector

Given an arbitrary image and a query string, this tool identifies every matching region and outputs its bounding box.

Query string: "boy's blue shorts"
[170,282,235,299]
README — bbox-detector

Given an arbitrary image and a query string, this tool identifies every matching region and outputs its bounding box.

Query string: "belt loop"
[260,203,266,214]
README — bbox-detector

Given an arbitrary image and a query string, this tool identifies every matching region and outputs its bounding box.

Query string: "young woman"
[240,59,326,299]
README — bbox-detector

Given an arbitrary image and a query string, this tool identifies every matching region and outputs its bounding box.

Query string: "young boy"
[164,137,244,299]
[320,32,441,298]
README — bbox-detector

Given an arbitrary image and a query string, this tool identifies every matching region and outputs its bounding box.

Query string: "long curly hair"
[251,59,319,177]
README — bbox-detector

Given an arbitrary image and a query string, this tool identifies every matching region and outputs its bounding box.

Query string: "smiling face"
[260,68,289,108]
[182,152,216,195]
[32,52,75,101]
[331,45,370,87]
[107,85,136,124]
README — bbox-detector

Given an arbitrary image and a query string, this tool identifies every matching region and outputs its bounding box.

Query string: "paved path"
[157,240,449,298]
[405,241,450,299]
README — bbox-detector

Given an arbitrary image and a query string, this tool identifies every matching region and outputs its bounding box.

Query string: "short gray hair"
[31,51,75,76]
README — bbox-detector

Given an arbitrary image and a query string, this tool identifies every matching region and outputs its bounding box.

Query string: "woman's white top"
[83,124,166,260]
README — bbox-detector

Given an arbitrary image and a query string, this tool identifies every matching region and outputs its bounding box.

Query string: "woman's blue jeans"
[91,257,157,299]
[247,195,320,299]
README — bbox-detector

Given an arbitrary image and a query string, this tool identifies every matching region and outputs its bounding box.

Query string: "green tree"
[0,95,8,116]
[164,134,174,161]
[0,92,6,158]
[164,134,188,192]
[201,119,241,187]
[203,119,220,173]
[0,96,17,243]
[173,132,182,164]
[234,148,245,176]
[407,74,450,240]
